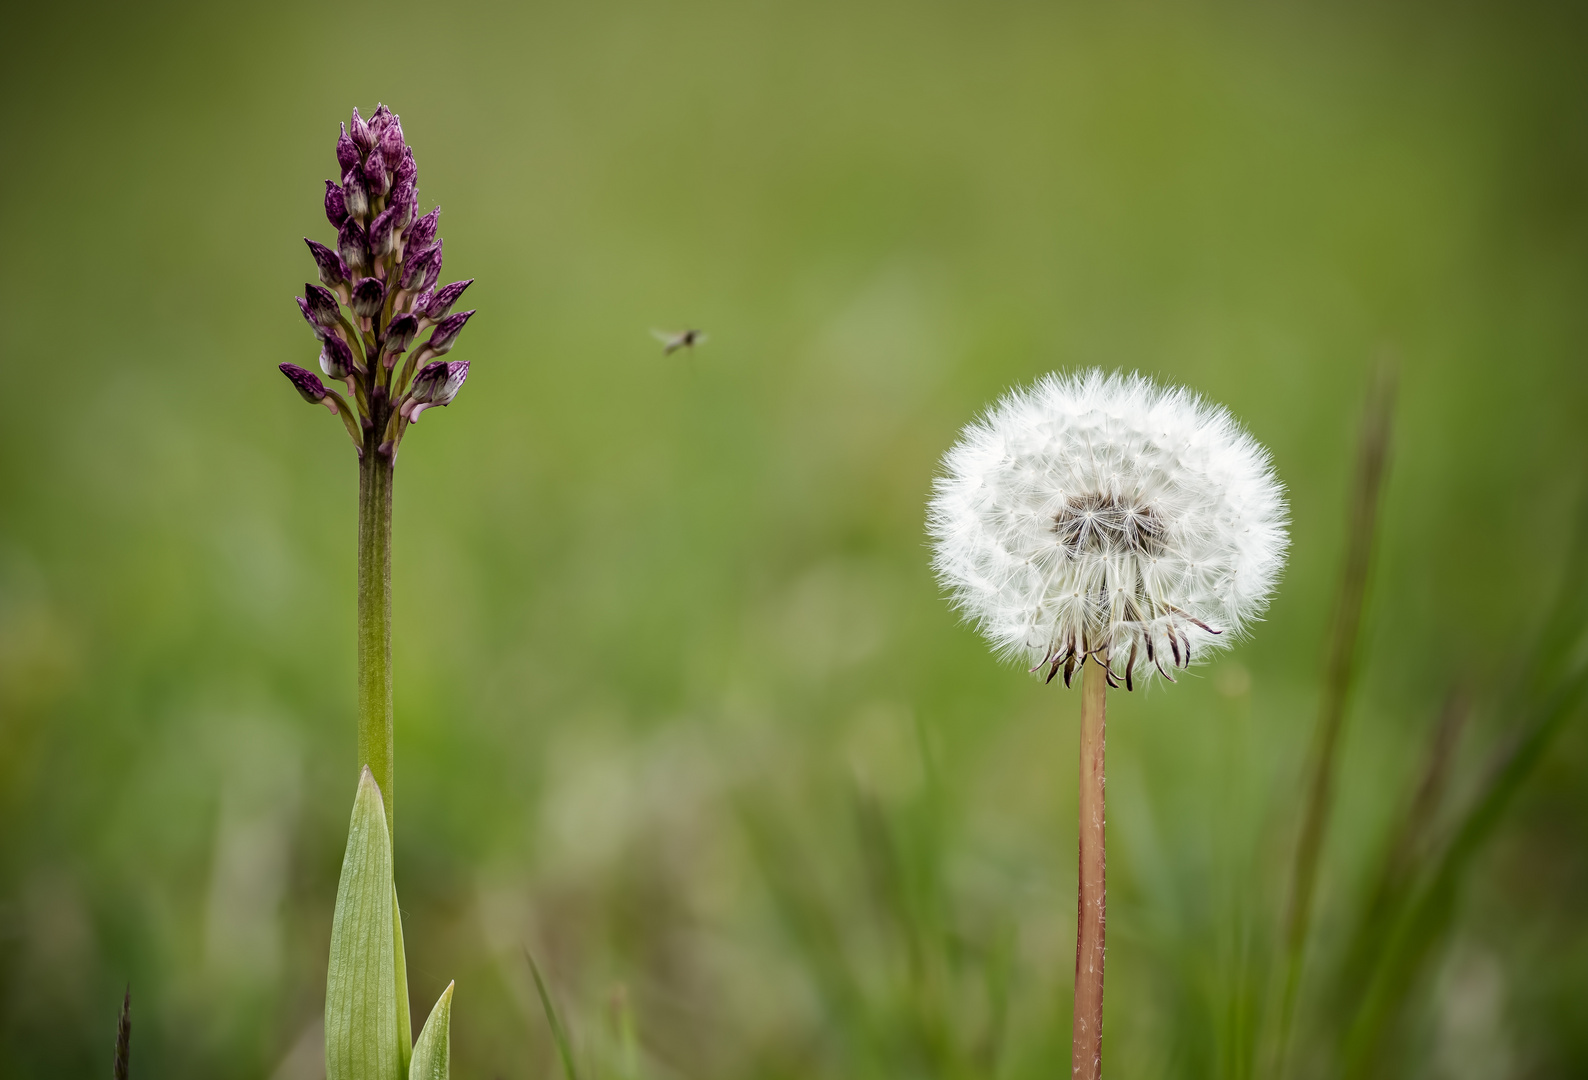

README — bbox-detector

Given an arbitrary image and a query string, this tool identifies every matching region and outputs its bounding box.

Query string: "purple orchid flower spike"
[288,105,478,463]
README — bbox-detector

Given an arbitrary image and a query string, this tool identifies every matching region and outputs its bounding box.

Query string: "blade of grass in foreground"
[1328,689,1468,1020]
[1339,483,1588,1076]
[1340,665,1588,1076]
[527,949,582,1080]
[1272,360,1397,1074]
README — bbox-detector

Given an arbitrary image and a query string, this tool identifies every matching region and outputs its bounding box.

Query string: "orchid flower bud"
[400,242,441,291]
[368,207,398,259]
[305,239,349,288]
[319,332,356,380]
[349,106,376,154]
[422,309,474,356]
[295,296,324,337]
[383,313,419,364]
[324,180,348,228]
[338,221,371,273]
[379,115,406,171]
[404,207,439,251]
[389,180,416,232]
[281,363,334,407]
[305,283,342,327]
[336,124,360,174]
[341,169,369,221]
[402,360,469,421]
[423,280,474,322]
[351,277,387,320]
[395,147,417,187]
[362,152,391,199]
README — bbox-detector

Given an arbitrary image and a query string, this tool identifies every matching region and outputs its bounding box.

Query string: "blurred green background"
[2,0,1586,1076]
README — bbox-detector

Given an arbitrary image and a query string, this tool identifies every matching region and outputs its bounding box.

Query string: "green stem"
[357,423,396,840]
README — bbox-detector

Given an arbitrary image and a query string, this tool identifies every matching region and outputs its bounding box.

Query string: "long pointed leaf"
[409,981,454,1080]
[326,767,400,1080]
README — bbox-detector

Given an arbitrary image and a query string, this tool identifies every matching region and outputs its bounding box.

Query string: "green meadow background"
[2,0,1586,1076]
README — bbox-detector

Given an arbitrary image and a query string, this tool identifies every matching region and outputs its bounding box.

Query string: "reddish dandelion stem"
[1072,657,1107,1080]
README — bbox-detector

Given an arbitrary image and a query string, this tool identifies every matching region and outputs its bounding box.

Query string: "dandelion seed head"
[928,369,1288,687]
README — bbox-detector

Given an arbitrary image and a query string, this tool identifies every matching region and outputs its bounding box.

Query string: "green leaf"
[409,981,454,1080]
[394,883,412,1077]
[325,767,400,1080]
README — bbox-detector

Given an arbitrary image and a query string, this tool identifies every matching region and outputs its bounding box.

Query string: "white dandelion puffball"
[929,370,1288,689]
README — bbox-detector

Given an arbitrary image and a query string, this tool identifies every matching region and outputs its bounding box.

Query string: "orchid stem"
[357,423,395,841]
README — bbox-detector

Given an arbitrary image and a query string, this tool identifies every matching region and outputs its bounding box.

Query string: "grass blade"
[1329,690,1469,1014]
[1272,360,1397,1071]
[527,948,581,1080]
[1337,480,1588,1074]
[113,985,130,1080]
[1340,667,1588,1076]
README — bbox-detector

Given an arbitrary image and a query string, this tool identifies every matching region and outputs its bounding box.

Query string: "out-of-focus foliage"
[1,0,1585,1077]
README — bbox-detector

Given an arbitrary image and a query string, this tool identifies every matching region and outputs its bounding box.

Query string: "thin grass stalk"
[1329,689,1468,1013]
[1339,665,1588,1076]
[1273,361,1396,1070]
[528,949,583,1080]
[113,986,130,1080]
[1072,656,1107,1080]
[1335,477,1588,1073]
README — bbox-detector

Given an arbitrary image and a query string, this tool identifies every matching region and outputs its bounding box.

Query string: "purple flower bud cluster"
[284,104,478,460]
